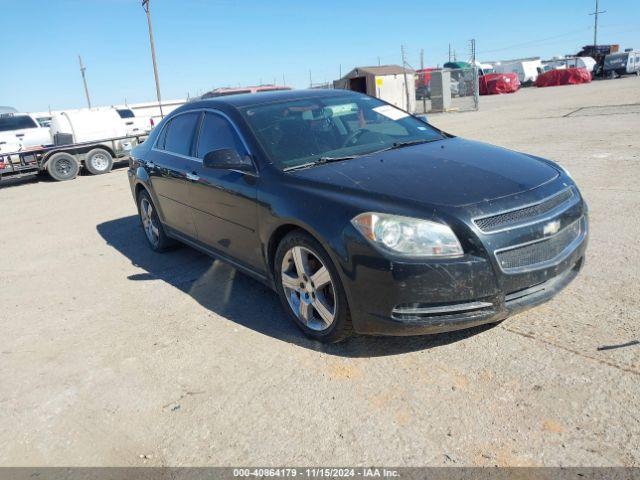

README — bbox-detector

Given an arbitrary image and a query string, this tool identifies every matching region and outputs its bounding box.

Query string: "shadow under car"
[96,215,497,357]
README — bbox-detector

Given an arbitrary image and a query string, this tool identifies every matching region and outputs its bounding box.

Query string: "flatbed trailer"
[0,134,147,182]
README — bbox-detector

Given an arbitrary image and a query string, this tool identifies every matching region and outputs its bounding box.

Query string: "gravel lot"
[1,77,639,467]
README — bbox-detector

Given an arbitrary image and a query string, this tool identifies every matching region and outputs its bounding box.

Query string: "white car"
[0,113,51,154]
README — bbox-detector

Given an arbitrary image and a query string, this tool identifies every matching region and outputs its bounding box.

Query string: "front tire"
[275,231,353,343]
[85,148,113,175]
[137,190,173,252]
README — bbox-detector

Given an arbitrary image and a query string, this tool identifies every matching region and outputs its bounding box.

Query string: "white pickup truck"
[115,108,153,136]
[0,112,51,153]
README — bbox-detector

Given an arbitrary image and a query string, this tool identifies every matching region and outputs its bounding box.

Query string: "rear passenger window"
[196,112,247,158]
[160,112,200,156]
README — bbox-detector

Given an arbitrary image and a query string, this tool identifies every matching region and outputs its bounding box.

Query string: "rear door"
[146,111,200,238]
[185,111,262,270]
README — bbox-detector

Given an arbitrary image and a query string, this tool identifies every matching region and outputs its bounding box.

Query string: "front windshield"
[240,94,446,170]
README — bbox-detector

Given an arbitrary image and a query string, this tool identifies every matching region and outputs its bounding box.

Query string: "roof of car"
[185,88,359,110]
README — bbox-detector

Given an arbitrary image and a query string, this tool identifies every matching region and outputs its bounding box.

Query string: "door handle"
[186,172,200,181]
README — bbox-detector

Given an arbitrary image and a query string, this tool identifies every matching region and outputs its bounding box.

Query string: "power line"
[478,27,592,54]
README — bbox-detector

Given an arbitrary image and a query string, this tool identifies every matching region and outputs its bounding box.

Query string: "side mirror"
[203,148,253,172]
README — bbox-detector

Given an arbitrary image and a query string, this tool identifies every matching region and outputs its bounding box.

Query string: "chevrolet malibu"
[128,89,588,343]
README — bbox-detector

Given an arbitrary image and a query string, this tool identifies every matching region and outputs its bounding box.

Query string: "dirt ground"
[1,77,639,467]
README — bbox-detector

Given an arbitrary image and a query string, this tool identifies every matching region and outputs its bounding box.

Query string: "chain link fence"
[413,66,479,114]
[413,39,479,115]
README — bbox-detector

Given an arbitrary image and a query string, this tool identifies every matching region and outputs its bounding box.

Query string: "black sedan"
[128,89,588,343]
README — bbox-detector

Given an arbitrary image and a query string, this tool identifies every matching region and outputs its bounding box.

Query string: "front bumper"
[351,253,585,336]
[341,191,588,336]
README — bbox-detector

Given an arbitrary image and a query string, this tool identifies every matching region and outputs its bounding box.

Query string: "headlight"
[351,212,463,257]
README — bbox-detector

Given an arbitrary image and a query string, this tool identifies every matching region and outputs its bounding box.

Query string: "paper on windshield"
[372,105,409,121]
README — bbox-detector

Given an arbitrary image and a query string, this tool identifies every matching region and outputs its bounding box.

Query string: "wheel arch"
[134,181,149,201]
[132,179,168,226]
[266,223,332,278]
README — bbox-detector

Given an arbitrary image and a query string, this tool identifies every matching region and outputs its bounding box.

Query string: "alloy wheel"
[281,246,336,331]
[140,197,160,246]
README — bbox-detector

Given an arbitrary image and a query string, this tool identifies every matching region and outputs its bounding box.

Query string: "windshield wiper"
[390,139,434,149]
[283,155,357,172]
[283,140,440,172]
[364,138,440,157]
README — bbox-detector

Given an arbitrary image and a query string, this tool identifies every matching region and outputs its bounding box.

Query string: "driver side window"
[196,112,247,159]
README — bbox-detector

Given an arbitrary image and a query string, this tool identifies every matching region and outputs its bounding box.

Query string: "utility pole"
[420,48,426,114]
[78,55,92,109]
[470,39,479,111]
[589,0,606,48]
[400,45,410,112]
[377,56,381,66]
[142,0,163,118]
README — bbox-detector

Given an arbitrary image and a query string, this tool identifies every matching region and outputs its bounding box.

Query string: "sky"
[2,0,639,112]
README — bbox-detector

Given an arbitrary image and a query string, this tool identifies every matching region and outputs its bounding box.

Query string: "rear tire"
[137,190,174,252]
[46,152,79,181]
[85,148,113,175]
[274,231,353,343]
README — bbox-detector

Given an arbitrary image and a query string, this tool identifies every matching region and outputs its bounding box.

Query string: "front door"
[187,111,262,271]
[146,111,200,238]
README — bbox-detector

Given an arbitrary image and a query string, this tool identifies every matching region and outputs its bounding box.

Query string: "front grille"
[496,220,582,270]
[475,188,574,232]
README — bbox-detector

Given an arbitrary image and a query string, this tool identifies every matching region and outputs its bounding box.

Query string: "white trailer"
[543,56,597,74]
[1,109,146,182]
[492,58,542,85]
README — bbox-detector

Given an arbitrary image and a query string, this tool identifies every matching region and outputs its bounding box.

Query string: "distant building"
[333,65,415,113]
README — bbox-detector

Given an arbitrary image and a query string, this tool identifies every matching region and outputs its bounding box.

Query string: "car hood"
[290,137,559,207]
